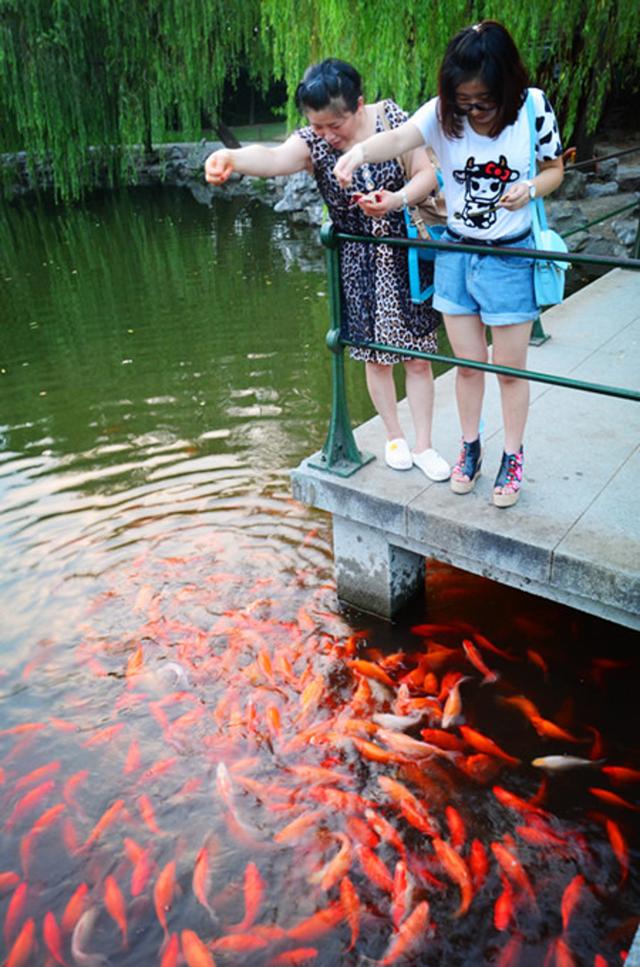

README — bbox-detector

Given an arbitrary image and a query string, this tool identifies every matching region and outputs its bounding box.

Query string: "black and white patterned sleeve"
[533,88,563,161]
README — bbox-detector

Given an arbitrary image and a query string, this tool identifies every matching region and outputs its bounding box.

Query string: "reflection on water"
[0,190,638,966]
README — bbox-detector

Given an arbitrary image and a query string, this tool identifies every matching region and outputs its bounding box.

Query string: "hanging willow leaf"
[0,1,638,201]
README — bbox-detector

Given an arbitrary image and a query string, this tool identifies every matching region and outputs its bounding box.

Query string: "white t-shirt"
[411,88,563,240]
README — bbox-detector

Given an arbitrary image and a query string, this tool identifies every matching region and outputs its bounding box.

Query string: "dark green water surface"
[0,189,637,967]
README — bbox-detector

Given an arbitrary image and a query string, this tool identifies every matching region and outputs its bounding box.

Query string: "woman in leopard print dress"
[205,59,450,481]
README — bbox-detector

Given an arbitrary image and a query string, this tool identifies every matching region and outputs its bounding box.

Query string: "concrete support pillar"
[332,515,424,619]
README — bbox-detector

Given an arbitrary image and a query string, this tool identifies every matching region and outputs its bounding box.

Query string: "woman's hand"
[499,182,531,211]
[204,149,235,185]
[334,144,365,187]
[354,189,400,218]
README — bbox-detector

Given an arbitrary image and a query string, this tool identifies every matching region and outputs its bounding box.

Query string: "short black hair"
[438,21,529,139]
[295,59,362,114]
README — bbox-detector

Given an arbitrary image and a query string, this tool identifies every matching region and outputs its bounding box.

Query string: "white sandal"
[385,438,413,470]
[412,447,451,482]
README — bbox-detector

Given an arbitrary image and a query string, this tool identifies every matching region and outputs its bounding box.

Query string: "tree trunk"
[213,120,242,149]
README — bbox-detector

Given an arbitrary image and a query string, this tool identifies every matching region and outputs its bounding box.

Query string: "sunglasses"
[455,100,497,115]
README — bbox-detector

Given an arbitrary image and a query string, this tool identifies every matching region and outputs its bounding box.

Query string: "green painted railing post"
[307,223,374,476]
[529,314,550,346]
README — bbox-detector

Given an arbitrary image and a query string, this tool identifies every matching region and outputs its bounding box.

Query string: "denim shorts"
[433,229,538,326]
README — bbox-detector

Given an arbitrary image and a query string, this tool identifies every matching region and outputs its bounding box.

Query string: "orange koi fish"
[441,677,470,729]
[193,841,216,919]
[469,839,489,892]
[340,876,360,950]
[560,874,585,932]
[43,911,68,967]
[419,729,466,753]
[5,917,35,967]
[285,902,344,943]
[181,929,217,967]
[463,753,503,784]
[493,785,547,817]
[273,810,325,845]
[601,766,640,784]
[347,660,395,688]
[229,861,265,933]
[268,949,319,965]
[445,806,466,851]
[350,736,407,765]
[378,899,431,964]
[459,727,520,766]
[0,722,46,738]
[20,802,66,875]
[551,936,577,967]
[287,765,354,786]
[154,861,177,936]
[4,881,28,948]
[495,935,523,967]
[63,770,89,810]
[14,760,60,792]
[364,809,406,858]
[345,815,379,849]
[160,933,180,967]
[491,841,536,905]
[605,818,629,884]
[432,837,473,917]
[124,740,142,774]
[82,722,125,747]
[376,728,458,762]
[104,875,128,946]
[529,715,582,744]
[589,787,640,811]
[137,756,179,786]
[526,648,549,678]
[472,632,516,661]
[494,875,514,931]
[311,833,352,892]
[211,935,269,954]
[138,793,165,834]
[0,871,20,894]
[83,798,125,849]
[6,779,56,830]
[390,860,413,928]
[377,776,437,836]
[462,639,498,684]
[61,882,89,934]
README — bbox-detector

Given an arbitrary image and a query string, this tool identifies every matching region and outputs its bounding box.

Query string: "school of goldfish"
[0,552,638,966]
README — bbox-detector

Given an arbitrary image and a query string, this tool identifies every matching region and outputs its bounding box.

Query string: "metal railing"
[310,202,640,477]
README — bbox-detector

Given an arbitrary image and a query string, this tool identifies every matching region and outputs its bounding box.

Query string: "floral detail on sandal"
[450,437,482,495]
[493,448,524,508]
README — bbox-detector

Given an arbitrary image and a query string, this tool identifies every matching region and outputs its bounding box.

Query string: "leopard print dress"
[297,99,439,365]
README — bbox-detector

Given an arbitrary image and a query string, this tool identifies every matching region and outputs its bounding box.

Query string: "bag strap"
[525,90,549,234]
[375,100,431,239]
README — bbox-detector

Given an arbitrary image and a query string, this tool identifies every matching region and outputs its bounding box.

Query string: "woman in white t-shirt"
[335,21,564,507]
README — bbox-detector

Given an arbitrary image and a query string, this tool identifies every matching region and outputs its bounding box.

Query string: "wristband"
[400,188,410,209]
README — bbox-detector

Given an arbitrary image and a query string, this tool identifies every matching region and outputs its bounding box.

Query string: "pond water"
[0,188,638,967]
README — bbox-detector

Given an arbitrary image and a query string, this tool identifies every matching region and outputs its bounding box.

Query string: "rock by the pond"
[616,165,640,192]
[611,218,638,246]
[547,201,589,234]
[554,169,587,200]
[584,181,619,198]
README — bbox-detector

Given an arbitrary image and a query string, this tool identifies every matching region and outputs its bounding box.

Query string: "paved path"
[292,269,640,629]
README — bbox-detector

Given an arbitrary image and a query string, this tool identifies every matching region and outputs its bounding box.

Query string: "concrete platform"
[291,269,640,629]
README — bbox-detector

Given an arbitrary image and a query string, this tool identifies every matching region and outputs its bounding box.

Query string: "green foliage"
[1,0,638,200]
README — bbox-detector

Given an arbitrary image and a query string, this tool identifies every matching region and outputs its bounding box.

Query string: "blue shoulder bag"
[525,90,568,307]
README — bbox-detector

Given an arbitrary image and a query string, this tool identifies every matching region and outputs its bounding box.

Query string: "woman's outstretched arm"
[334,121,424,187]
[205,135,311,184]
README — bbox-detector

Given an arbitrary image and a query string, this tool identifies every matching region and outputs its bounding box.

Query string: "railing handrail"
[309,216,640,477]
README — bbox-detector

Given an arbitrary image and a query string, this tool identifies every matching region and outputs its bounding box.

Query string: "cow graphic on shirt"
[453,155,520,229]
